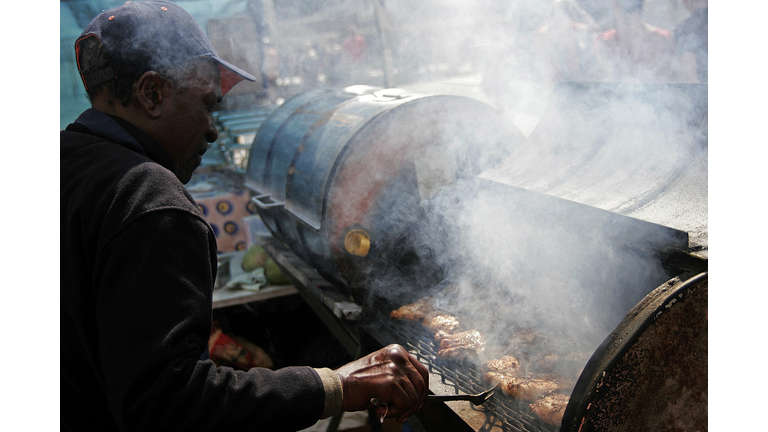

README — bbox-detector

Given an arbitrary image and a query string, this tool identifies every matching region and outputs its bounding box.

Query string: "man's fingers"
[392,375,420,413]
[388,345,429,396]
[388,345,429,417]
[389,379,426,422]
[406,355,429,397]
[375,380,420,422]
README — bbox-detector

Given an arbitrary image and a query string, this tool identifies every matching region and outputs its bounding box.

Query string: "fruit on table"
[264,258,290,285]
[242,244,270,272]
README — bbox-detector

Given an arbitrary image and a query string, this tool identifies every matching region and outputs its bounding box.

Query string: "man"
[594,0,678,82]
[60,2,428,431]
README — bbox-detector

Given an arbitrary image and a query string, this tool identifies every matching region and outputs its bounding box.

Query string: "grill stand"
[256,235,363,359]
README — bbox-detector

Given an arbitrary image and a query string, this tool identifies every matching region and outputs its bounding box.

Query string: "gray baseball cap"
[75,1,256,95]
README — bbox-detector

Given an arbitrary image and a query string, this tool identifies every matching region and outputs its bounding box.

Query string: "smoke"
[237,0,706,377]
[336,1,706,368]
[344,88,696,371]
[327,84,705,374]
[402,176,673,353]
[381,0,691,88]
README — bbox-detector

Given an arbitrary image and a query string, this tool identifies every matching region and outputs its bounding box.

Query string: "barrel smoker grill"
[243,83,708,431]
[245,85,519,299]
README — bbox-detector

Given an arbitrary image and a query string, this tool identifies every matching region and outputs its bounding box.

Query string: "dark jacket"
[60,109,327,431]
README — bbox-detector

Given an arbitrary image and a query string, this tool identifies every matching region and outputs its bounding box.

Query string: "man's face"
[156,59,222,184]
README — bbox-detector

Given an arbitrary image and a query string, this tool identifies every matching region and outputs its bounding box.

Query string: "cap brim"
[214,56,257,96]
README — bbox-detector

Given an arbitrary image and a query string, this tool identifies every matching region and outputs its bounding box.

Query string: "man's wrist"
[315,367,343,418]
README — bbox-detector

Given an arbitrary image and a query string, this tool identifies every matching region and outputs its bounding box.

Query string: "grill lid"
[560,272,708,432]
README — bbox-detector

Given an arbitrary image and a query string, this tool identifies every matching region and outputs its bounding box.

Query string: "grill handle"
[425,383,498,405]
[251,194,284,210]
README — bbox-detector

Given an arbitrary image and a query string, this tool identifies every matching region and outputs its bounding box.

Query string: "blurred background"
[60,0,703,129]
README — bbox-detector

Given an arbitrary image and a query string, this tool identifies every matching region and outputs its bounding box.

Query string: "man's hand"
[334,344,429,423]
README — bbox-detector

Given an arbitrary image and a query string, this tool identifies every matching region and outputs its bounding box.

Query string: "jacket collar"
[71,109,174,171]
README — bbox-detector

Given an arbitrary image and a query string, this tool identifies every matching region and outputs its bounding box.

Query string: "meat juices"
[389,297,434,322]
[435,330,486,361]
[529,393,570,427]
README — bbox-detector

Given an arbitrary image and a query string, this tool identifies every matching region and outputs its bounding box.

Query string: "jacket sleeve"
[93,209,327,431]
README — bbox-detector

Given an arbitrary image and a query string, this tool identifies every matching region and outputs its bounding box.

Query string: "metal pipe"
[372,0,396,88]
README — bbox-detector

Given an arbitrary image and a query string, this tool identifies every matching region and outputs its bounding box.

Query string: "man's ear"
[135,71,167,119]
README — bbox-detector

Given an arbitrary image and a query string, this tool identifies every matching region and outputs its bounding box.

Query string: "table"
[212,249,298,309]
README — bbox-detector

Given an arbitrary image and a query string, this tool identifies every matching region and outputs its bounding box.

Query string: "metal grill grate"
[373,320,559,432]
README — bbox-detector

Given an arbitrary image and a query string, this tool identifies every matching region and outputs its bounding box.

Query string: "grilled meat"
[435,330,486,361]
[483,355,522,376]
[389,297,435,322]
[423,311,461,335]
[509,328,539,348]
[537,353,561,371]
[531,373,577,394]
[482,356,574,395]
[535,351,591,373]
[484,373,558,401]
[433,330,451,342]
[531,351,590,388]
[529,393,570,427]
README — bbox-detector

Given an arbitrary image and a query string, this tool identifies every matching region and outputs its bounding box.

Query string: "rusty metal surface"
[627,148,708,258]
[246,89,330,197]
[561,273,708,432]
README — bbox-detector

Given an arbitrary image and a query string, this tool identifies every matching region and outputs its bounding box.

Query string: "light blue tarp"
[59,0,249,129]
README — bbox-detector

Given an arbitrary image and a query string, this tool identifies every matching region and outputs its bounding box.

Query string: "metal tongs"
[424,382,499,406]
[368,382,498,424]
